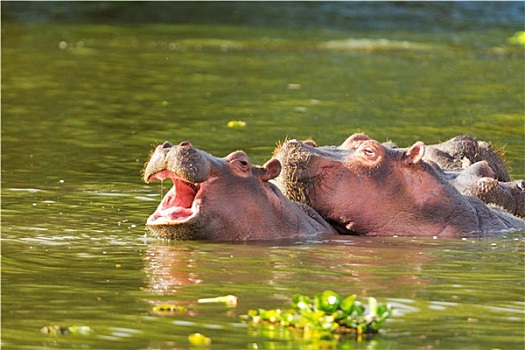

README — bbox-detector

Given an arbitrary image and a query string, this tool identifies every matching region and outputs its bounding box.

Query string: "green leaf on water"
[508,31,525,46]
[152,304,187,316]
[41,325,93,336]
[197,294,238,307]
[188,332,211,346]
[340,294,357,314]
[314,290,341,313]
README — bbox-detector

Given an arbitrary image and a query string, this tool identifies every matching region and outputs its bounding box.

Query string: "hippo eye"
[232,159,251,175]
[226,151,252,173]
[231,158,249,169]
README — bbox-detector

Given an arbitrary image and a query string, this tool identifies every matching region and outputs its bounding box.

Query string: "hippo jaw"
[146,169,203,226]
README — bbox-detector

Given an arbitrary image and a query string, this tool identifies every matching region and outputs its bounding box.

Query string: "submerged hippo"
[433,160,525,218]
[423,135,510,182]
[143,141,336,240]
[273,138,525,237]
[464,178,525,218]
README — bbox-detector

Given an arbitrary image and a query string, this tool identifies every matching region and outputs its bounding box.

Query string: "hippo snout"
[144,140,210,184]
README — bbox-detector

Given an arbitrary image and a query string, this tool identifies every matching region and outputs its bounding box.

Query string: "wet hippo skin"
[432,160,525,218]
[339,133,510,181]
[421,135,511,182]
[339,133,523,218]
[463,178,525,218]
[274,137,525,237]
[143,141,337,240]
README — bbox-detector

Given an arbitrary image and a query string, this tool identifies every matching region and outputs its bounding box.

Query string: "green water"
[2,22,524,349]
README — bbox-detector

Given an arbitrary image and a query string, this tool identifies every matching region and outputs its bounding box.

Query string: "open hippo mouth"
[146,169,202,225]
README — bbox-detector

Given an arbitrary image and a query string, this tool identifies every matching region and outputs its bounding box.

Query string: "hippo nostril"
[162,141,173,149]
[179,141,192,147]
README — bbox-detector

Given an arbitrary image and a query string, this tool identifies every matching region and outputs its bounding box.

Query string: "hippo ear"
[339,133,371,150]
[260,159,282,182]
[406,142,426,164]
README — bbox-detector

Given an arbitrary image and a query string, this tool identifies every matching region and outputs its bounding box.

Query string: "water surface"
[2,20,524,349]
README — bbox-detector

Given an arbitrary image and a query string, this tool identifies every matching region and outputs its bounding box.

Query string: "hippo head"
[143,141,335,240]
[422,135,510,182]
[273,135,485,237]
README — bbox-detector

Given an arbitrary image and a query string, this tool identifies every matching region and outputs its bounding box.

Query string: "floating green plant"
[197,294,238,307]
[41,325,93,336]
[226,120,247,128]
[508,31,525,46]
[152,304,187,316]
[188,332,211,346]
[241,290,392,341]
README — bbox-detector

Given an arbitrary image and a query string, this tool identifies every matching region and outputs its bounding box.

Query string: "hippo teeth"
[186,181,199,192]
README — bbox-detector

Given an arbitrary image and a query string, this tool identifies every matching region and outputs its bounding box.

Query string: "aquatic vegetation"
[226,120,247,128]
[41,325,93,336]
[151,304,187,316]
[198,294,238,307]
[241,290,392,341]
[508,31,525,46]
[188,332,211,346]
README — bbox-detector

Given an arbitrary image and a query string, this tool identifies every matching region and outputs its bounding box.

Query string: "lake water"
[2,14,524,350]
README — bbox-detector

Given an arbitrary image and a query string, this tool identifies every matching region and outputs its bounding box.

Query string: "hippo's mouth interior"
[147,170,201,225]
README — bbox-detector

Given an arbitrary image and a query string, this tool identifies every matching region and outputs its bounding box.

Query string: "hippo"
[273,137,525,237]
[340,134,510,182]
[143,141,336,240]
[339,133,521,215]
[422,135,510,182]
[432,160,525,218]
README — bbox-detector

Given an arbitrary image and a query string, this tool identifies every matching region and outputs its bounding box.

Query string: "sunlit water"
[2,18,524,349]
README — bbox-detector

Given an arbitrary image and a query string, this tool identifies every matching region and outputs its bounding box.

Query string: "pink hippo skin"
[340,133,525,217]
[273,137,525,237]
[339,133,524,218]
[143,141,336,240]
[340,134,510,182]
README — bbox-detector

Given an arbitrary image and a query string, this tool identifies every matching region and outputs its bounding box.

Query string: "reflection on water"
[2,225,524,348]
[142,237,439,300]
[144,245,203,295]
[2,12,524,349]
